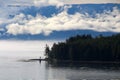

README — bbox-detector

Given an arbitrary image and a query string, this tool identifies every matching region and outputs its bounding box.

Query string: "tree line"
[45,34,120,62]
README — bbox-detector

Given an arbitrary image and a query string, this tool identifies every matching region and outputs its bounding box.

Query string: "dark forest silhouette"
[45,34,120,62]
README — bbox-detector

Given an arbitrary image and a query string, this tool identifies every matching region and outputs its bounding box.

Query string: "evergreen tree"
[45,44,50,58]
[47,34,120,62]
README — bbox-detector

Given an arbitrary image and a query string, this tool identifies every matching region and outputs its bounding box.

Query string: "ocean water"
[0,40,120,80]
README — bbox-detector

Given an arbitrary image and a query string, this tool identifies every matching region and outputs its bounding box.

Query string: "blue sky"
[0,0,120,39]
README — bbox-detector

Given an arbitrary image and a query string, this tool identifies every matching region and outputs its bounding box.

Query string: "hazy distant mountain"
[0,30,117,40]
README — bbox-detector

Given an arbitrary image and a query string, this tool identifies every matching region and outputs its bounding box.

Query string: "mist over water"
[0,40,58,59]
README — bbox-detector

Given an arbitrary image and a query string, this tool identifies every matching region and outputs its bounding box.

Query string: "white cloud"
[33,0,64,7]
[0,0,28,25]
[6,7,120,35]
[33,0,120,6]
[0,0,64,7]
[1,0,120,8]
[0,0,119,37]
[64,0,120,4]
[0,0,119,25]
[0,6,19,19]
[0,0,63,26]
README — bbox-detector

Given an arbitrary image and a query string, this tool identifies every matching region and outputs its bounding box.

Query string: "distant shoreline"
[18,58,47,62]
[21,58,120,64]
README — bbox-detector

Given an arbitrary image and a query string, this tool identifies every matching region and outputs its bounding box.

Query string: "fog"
[0,40,59,59]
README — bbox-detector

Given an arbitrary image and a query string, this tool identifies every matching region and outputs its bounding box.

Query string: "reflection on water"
[49,61,120,70]
[47,61,120,80]
[0,58,120,80]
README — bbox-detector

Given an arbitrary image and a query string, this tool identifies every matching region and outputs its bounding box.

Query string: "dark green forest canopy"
[45,34,120,61]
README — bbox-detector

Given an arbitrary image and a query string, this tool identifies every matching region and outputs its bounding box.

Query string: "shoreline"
[22,58,120,64]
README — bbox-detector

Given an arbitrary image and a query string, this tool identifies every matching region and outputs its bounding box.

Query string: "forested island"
[45,34,120,62]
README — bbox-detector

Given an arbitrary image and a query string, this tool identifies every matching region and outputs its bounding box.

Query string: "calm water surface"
[0,40,120,80]
[0,59,120,80]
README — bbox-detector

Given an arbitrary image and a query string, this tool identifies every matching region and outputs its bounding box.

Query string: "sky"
[1,0,120,5]
[0,0,120,39]
[64,0,120,4]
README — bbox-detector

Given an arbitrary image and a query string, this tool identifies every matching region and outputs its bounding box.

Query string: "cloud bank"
[6,7,120,36]
[0,0,120,36]
[0,0,119,20]
[1,0,120,7]
[64,0,120,4]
